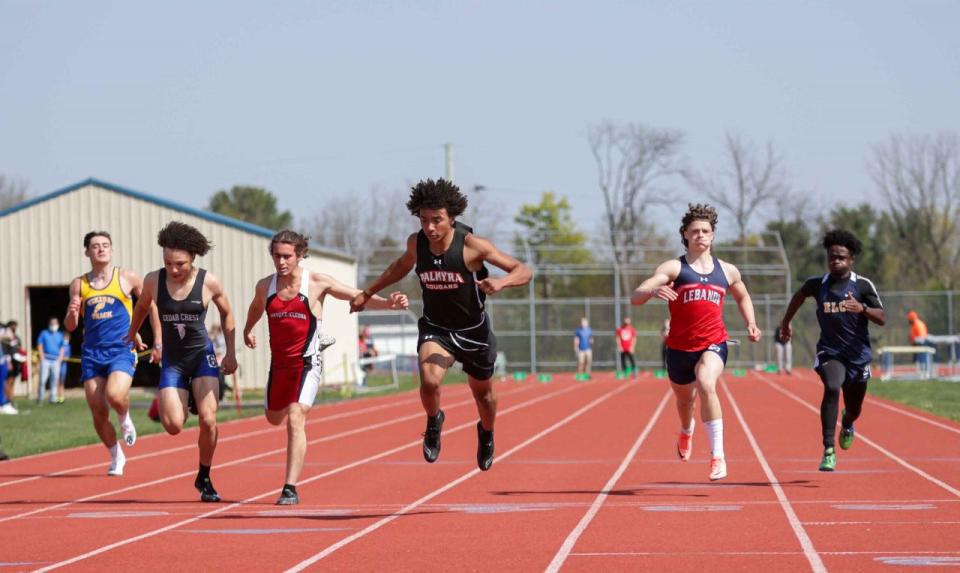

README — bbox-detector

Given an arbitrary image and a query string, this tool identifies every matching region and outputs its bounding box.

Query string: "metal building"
[0,178,359,392]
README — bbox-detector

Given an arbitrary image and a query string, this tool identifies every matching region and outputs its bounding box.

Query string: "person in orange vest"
[907,310,934,374]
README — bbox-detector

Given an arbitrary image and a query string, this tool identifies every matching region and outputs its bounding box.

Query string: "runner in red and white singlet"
[631,204,762,482]
[244,230,408,506]
[265,272,324,411]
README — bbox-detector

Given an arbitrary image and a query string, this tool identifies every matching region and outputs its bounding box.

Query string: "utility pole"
[444,142,454,182]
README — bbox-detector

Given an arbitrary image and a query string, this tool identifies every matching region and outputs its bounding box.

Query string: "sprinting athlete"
[128,222,237,502]
[779,229,885,471]
[65,231,160,476]
[351,179,532,471]
[244,230,408,505]
[632,203,761,481]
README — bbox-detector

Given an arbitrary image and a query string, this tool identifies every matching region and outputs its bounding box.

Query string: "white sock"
[108,443,121,457]
[705,419,724,458]
[119,411,131,426]
[681,419,695,436]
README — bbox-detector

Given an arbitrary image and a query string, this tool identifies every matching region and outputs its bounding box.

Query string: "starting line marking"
[180,527,352,535]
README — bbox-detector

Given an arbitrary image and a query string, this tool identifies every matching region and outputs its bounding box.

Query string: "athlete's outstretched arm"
[778,288,811,343]
[466,235,532,294]
[65,278,82,332]
[725,263,761,342]
[206,273,238,375]
[318,274,408,311]
[351,233,418,311]
[124,268,160,358]
[242,277,270,349]
[631,260,680,306]
[127,272,158,345]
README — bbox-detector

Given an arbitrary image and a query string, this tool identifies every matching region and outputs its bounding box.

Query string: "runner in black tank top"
[128,221,238,503]
[779,229,886,472]
[351,179,532,471]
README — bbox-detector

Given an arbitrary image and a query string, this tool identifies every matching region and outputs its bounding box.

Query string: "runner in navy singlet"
[351,179,532,471]
[631,204,762,481]
[779,229,886,472]
[244,230,408,505]
[128,222,238,502]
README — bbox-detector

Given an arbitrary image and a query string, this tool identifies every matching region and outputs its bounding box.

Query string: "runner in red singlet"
[243,230,408,505]
[631,204,761,481]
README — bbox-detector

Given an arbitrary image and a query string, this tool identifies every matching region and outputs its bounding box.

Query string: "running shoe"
[422,410,445,463]
[839,409,855,450]
[317,334,336,353]
[477,421,495,471]
[0,403,18,415]
[708,457,727,481]
[275,488,300,506]
[107,448,126,476]
[819,447,836,472]
[677,431,693,462]
[121,417,137,447]
[195,475,221,502]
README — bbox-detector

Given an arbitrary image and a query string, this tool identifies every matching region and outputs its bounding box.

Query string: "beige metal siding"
[0,183,358,388]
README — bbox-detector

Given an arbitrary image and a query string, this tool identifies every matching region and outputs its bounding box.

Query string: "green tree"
[765,217,820,284]
[207,185,292,230]
[514,191,594,298]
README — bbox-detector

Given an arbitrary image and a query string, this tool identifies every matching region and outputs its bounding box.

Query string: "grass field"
[868,378,960,422]
[0,371,466,459]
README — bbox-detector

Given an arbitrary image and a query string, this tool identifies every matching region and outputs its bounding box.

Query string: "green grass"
[868,379,960,423]
[0,372,466,459]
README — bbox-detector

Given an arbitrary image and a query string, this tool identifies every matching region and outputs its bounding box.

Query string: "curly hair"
[405,179,468,218]
[679,203,719,247]
[157,221,212,257]
[83,230,112,249]
[822,229,862,257]
[270,229,310,258]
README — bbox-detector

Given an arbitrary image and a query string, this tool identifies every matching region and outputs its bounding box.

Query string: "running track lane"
[288,377,666,571]
[26,377,600,571]
[0,384,528,562]
[0,385,492,521]
[547,376,824,572]
[0,387,449,488]
[730,371,960,571]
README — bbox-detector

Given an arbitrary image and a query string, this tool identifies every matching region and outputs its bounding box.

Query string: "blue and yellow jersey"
[80,268,133,352]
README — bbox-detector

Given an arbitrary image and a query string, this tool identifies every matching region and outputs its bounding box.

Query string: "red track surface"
[1,370,958,572]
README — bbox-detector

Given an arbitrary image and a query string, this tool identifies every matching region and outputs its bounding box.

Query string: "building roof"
[0,177,354,263]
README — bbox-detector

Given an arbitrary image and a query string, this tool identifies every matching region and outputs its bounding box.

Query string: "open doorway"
[27,286,159,389]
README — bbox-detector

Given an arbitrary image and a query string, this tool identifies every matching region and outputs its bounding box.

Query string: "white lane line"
[32,383,585,571]
[570,550,960,557]
[792,369,960,437]
[284,383,635,572]
[722,378,826,573]
[544,389,671,573]
[2,386,523,525]
[0,388,471,489]
[759,373,960,498]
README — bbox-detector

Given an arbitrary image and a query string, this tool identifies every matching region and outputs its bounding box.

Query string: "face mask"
[50,325,59,332]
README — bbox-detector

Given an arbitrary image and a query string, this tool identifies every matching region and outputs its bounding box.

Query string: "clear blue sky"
[2,1,958,239]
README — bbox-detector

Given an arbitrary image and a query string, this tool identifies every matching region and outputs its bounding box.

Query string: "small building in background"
[0,178,359,392]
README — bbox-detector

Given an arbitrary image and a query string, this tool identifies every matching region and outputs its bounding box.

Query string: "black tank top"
[416,224,487,330]
[157,268,210,361]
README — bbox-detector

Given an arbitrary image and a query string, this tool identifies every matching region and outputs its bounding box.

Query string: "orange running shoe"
[677,431,693,461]
[709,457,727,481]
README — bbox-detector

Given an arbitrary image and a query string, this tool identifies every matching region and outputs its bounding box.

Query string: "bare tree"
[588,121,685,268]
[686,132,791,243]
[301,185,409,267]
[870,133,960,288]
[0,175,30,211]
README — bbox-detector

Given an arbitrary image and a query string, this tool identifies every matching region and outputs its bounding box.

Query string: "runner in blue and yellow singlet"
[65,231,161,476]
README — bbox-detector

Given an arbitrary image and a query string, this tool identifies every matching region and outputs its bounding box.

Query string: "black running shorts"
[417,315,497,380]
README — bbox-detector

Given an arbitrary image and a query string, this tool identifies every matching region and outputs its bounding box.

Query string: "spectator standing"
[574,317,594,376]
[775,326,792,375]
[37,317,66,404]
[615,317,638,378]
